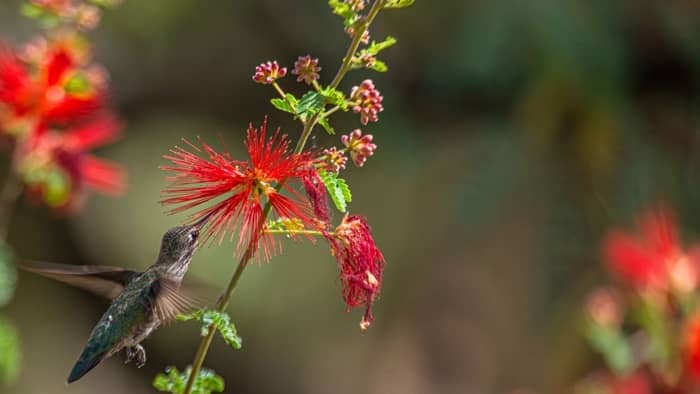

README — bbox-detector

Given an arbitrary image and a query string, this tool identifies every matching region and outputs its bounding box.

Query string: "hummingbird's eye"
[188,231,198,242]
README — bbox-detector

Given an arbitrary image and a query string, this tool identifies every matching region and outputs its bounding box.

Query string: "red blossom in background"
[161,119,315,260]
[17,114,125,208]
[325,214,385,330]
[0,40,103,136]
[602,206,700,294]
[684,313,700,383]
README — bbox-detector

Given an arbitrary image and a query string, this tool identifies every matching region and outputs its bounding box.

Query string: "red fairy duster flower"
[0,40,103,135]
[325,215,385,330]
[18,114,125,208]
[161,119,314,260]
[602,205,700,294]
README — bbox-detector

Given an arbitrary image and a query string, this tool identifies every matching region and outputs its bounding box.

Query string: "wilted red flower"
[252,61,287,85]
[325,214,385,330]
[350,79,383,125]
[292,55,321,85]
[602,205,700,294]
[0,40,103,136]
[301,168,331,226]
[341,128,376,167]
[161,119,314,260]
[17,114,125,208]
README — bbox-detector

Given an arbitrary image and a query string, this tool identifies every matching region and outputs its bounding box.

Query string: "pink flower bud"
[291,55,321,85]
[341,129,377,167]
[252,61,287,85]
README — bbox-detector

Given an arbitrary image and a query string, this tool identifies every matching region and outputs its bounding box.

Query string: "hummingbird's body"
[23,224,202,383]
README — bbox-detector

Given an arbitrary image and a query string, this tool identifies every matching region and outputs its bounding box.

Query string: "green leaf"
[320,87,348,111]
[20,3,44,19]
[297,91,326,120]
[368,60,388,72]
[178,310,242,350]
[318,170,352,212]
[318,117,335,135]
[384,0,415,8]
[366,36,398,56]
[270,99,292,114]
[153,366,224,394]
[585,323,634,374]
[0,247,16,308]
[44,168,71,208]
[0,318,20,385]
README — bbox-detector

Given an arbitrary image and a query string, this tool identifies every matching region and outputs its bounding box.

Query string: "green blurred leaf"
[328,0,358,26]
[318,170,352,212]
[20,3,43,18]
[0,318,20,386]
[0,247,16,308]
[584,323,633,374]
[64,73,91,94]
[366,36,397,56]
[384,0,415,8]
[154,366,223,394]
[44,169,71,208]
[368,60,388,72]
[178,310,242,350]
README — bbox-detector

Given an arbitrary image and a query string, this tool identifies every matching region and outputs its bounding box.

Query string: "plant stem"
[264,228,327,237]
[182,3,385,392]
[0,170,21,243]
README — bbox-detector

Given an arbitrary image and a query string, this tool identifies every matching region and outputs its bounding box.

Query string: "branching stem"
[182,2,386,392]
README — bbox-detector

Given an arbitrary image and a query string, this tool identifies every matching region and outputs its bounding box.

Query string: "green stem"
[182,2,386,392]
[321,105,341,119]
[264,228,327,237]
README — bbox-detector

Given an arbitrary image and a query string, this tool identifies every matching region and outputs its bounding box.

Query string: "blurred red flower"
[161,119,314,260]
[18,115,125,209]
[602,205,700,294]
[0,40,103,136]
[325,214,385,330]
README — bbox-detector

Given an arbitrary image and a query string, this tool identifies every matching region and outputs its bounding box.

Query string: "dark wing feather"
[21,261,139,299]
[153,278,205,324]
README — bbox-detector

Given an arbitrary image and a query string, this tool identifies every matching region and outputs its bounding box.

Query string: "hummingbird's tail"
[67,351,106,383]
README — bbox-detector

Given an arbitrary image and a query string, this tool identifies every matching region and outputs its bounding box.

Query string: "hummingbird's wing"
[153,278,204,323]
[21,261,139,299]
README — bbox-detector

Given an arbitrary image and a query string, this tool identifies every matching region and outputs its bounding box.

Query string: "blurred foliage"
[0,246,20,386]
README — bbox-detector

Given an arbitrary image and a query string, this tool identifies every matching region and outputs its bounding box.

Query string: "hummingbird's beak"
[192,210,215,229]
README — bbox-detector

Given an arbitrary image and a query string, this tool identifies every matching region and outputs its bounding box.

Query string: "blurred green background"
[2,0,700,393]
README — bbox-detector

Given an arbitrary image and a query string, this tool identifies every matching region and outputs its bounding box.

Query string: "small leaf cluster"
[178,309,242,350]
[153,366,224,394]
[318,170,352,213]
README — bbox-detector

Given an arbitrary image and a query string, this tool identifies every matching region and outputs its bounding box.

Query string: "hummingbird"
[22,219,208,383]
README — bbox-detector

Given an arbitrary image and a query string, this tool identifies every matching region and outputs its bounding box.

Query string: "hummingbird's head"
[155,225,200,278]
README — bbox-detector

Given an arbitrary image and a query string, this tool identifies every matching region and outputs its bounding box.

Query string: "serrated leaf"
[297,91,326,120]
[178,310,242,350]
[320,87,348,111]
[318,170,352,212]
[154,366,224,394]
[384,0,415,8]
[318,117,335,135]
[0,318,20,385]
[271,99,293,114]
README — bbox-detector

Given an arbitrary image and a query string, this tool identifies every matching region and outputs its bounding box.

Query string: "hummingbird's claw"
[125,344,147,368]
